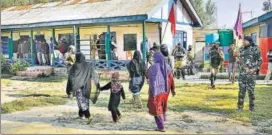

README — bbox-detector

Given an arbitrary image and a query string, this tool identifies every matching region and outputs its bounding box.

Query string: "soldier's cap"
[244,36,253,44]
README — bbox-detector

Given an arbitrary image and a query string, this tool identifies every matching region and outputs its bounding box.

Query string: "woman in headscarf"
[66,52,94,124]
[147,52,175,132]
[127,51,145,108]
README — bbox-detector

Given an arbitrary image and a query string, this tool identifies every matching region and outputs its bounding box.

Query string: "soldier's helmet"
[160,44,169,57]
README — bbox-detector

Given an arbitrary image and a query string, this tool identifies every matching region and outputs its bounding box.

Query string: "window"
[124,34,137,51]
[251,33,257,45]
[259,24,267,38]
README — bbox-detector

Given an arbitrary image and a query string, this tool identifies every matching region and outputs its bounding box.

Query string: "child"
[99,72,126,122]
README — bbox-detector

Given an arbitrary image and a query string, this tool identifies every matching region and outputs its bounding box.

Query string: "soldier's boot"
[176,70,181,79]
[213,74,217,89]
[209,73,215,89]
[237,96,245,112]
[237,102,244,112]
[249,89,255,112]
[249,98,255,112]
[181,70,186,80]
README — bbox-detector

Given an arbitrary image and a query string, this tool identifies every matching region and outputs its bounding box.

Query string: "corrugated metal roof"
[1,0,161,26]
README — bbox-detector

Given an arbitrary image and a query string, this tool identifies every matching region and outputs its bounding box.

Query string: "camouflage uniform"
[173,46,186,79]
[209,44,224,88]
[238,45,262,111]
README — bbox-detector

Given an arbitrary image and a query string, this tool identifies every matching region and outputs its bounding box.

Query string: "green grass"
[166,83,272,133]
[1,96,68,114]
[2,77,272,133]
[1,76,69,114]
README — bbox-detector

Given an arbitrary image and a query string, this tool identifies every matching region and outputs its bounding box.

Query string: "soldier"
[237,36,262,112]
[208,42,224,89]
[147,43,160,67]
[187,45,195,75]
[172,43,186,80]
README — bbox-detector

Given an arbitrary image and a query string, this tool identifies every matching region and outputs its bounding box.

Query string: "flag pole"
[162,21,170,43]
[162,0,176,43]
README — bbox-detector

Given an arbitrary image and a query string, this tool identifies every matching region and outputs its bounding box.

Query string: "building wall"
[243,25,260,45]
[150,0,194,51]
[78,23,160,60]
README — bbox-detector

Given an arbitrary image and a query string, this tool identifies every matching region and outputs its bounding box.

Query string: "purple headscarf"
[148,52,168,97]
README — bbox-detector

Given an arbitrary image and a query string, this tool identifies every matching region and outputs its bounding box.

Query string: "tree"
[190,0,217,28]
[263,0,272,12]
[1,0,62,8]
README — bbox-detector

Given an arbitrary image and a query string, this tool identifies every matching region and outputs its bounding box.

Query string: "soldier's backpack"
[210,47,222,67]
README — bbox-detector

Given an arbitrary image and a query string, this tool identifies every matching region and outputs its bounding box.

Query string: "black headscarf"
[160,44,169,57]
[67,52,93,98]
[127,51,144,77]
[133,50,141,62]
[160,44,172,68]
[244,36,255,46]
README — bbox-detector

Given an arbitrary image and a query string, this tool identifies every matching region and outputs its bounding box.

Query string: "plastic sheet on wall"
[205,33,219,45]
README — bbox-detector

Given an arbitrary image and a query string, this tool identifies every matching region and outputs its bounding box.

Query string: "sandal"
[87,117,93,124]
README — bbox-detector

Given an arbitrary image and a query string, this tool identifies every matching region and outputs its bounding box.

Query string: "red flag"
[168,3,176,37]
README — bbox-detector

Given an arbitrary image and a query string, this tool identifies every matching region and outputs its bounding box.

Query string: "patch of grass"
[168,83,272,133]
[1,79,69,114]
[1,96,68,113]
[1,79,12,86]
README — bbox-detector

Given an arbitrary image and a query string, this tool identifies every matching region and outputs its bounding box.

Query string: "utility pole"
[242,11,253,19]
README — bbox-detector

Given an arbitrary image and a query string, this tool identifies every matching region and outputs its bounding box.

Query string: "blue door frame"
[173,31,187,49]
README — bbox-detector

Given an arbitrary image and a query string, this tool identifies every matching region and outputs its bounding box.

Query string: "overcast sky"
[203,0,265,28]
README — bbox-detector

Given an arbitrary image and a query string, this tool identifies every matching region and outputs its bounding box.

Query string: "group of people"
[15,36,76,67]
[208,36,262,112]
[171,43,195,80]
[64,35,269,132]
[35,38,55,66]
[142,38,195,81]
[35,37,78,68]
[66,43,176,132]
[95,34,118,60]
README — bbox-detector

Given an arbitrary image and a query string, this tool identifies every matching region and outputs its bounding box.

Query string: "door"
[1,36,9,58]
[251,33,257,45]
[173,31,187,49]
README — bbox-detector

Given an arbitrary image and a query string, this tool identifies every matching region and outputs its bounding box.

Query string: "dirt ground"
[1,100,255,134]
[1,77,258,134]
